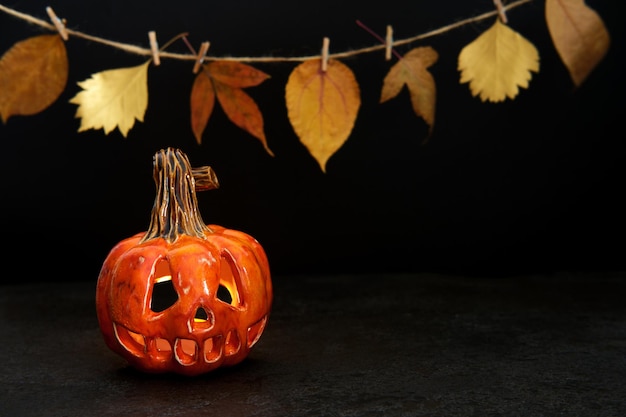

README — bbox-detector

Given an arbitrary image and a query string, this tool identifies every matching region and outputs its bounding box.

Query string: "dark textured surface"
[2,272,626,416]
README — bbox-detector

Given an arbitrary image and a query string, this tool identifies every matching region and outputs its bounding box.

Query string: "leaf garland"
[0,1,612,172]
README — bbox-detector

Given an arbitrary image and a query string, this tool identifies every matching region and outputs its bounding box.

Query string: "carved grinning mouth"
[112,315,268,366]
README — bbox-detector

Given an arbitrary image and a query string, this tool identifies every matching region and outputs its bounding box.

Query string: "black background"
[1,0,624,283]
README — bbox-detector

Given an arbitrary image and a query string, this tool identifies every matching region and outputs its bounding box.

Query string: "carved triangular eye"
[150,259,178,312]
[217,284,232,304]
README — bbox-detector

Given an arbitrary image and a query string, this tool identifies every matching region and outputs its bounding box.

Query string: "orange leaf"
[545,0,610,87]
[380,46,438,135]
[206,61,270,88]
[190,62,272,155]
[0,34,68,123]
[285,59,361,172]
[215,82,274,156]
[190,70,216,144]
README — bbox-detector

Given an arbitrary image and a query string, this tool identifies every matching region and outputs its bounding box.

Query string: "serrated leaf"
[285,59,361,172]
[190,69,216,144]
[545,0,610,87]
[458,19,539,102]
[0,34,68,123]
[380,46,438,134]
[69,61,150,137]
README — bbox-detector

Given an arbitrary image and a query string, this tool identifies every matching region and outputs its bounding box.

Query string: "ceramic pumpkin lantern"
[95,148,272,376]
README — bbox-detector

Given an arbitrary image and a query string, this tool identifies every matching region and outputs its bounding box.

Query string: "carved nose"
[195,307,209,321]
[190,306,214,330]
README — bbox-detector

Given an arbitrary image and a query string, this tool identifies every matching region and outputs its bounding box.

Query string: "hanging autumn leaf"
[545,0,610,87]
[458,19,539,102]
[69,61,150,137]
[205,60,270,88]
[190,67,215,144]
[215,83,274,156]
[285,58,361,172]
[380,46,438,135]
[0,34,68,123]
[190,61,273,155]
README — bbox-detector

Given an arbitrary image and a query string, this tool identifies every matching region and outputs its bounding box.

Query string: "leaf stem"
[159,32,190,53]
[181,35,197,56]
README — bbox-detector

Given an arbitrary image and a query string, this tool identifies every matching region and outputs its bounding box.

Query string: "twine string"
[0,0,532,63]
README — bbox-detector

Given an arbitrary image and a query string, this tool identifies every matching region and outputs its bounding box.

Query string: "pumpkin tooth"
[174,338,198,366]
[203,335,223,363]
[145,337,172,361]
[247,315,268,348]
[224,329,241,356]
[113,323,146,357]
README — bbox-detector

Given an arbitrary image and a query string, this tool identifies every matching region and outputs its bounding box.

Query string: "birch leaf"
[69,61,150,137]
[458,19,539,102]
[190,61,272,155]
[0,34,68,123]
[380,46,438,134]
[545,0,610,87]
[285,58,361,172]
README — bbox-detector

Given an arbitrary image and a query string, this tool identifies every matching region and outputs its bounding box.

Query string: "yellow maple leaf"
[458,19,539,102]
[69,61,150,137]
[0,34,67,122]
[285,58,361,172]
[380,46,438,135]
[545,0,610,87]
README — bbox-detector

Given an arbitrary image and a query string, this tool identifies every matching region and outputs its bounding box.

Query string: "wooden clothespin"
[385,25,393,61]
[148,31,160,66]
[493,0,508,24]
[193,41,210,74]
[46,7,68,40]
[321,37,330,72]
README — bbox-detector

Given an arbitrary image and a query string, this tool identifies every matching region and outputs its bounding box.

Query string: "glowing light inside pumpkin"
[112,315,266,366]
[155,275,172,283]
[194,306,209,323]
[150,269,179,313]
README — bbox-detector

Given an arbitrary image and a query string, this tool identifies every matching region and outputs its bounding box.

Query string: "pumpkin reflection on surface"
[95,148,272,376]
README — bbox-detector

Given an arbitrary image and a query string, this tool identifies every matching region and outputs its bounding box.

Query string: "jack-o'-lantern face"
[97,231,272,376]
[95,148,272,376]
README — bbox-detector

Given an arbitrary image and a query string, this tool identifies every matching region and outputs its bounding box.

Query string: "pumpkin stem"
[141,148,219,243]
[192,166,220,191]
